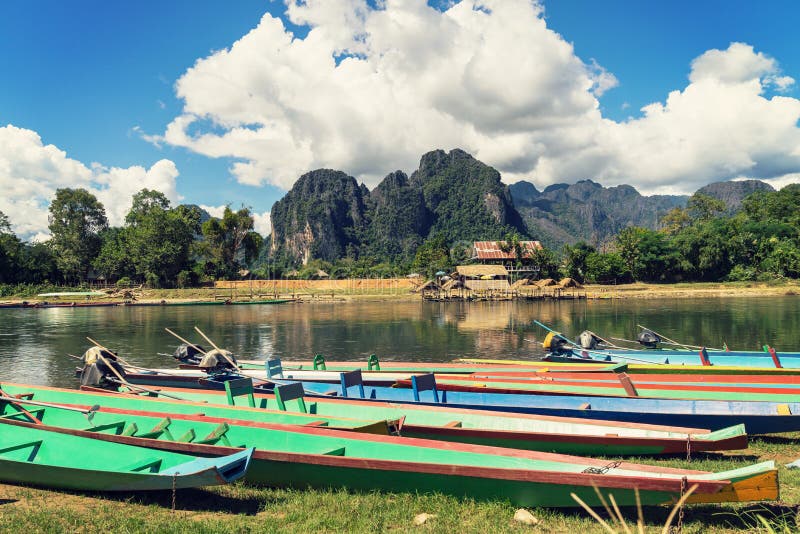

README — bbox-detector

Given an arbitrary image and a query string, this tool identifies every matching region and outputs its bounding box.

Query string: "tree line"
[0,188,262,293]
[2,184,799,292]
[559,186,800,284]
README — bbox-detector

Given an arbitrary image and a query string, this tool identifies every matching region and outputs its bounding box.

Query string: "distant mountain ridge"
[269,148,778,264]
[508,179,687,248]
[270,149,526,264]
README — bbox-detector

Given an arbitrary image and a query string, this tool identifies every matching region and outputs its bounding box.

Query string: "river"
[0,297,798,388]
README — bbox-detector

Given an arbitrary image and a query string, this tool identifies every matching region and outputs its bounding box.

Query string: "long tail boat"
[288,378,800,434]
[0,382,747,456]
[459,358,800,376]
[236,356,800,376]
[0,410,778,508]
[139,364,800,403]
[388,374,800,402]
[0,419,253,491]
[535,322,800,368]
[545,349,800,368]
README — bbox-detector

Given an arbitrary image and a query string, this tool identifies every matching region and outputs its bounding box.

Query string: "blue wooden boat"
[533,322,800,368]
[296,374,800,435]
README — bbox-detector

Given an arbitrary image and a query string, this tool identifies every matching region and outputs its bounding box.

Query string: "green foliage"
[411,234,452,278]
[201,206,263,279]
[585,252,630,283]
[47,188,108,282]
[530,247,560,279]
[93,190,200,287]
[727,264,757,282]
[616,227,681,282]
[687,192,726,221]
[560,242,596,283]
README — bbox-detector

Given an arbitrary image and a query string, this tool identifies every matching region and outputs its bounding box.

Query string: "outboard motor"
[197,349,238,375]
[79,346,127,388]
[542,331,569,354]
[578,331,601,350]
[172,343,206,365]
[637,329,662,349]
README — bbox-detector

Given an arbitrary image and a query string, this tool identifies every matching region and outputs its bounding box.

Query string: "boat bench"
[0,439,43,462]
[0,407,45,423]
[123,457,164,473]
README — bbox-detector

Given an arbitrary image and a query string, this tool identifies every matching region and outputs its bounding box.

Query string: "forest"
[1,184,799,296]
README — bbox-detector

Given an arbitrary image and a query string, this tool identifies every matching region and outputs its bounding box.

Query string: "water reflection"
[0,297,798,388]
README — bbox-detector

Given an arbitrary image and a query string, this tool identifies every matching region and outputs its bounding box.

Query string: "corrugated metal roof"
[455,265,509,277]
[473,241,543,260]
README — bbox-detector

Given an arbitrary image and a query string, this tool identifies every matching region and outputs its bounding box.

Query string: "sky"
[1,0,799,240]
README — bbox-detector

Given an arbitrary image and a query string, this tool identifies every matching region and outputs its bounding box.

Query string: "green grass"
[1,434,798,533]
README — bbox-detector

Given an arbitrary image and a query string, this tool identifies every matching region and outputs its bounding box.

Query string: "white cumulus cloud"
[0,124,180,240]
[149,1,800,196]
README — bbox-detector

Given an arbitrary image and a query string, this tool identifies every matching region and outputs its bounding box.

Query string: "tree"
[48,188,108,282]
[411,234,451,278]
[561,241,596,283]
[687,193,726,222]
[530,247,560,280]
[0,211,22,283]
[201,206,263,279]
[585,252,630,284]
[659,207,691,234]
[616,227,680,282]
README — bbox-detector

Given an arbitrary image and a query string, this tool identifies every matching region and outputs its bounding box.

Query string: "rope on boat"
[582,460,623,475]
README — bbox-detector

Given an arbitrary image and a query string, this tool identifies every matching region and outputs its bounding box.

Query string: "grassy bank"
[2,435,798,533]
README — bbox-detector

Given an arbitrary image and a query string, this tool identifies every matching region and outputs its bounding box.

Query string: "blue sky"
[1,1,799,238]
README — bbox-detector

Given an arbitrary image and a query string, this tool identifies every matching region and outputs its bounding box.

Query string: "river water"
[0,297,798,388]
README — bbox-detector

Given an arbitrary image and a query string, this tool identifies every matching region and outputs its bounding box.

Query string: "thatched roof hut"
[510,278,532,290]
[558,277,583,288]
[535,278,557,287]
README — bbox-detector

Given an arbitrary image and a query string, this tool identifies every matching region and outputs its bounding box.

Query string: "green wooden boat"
[1,381,748,456]
[0,405,777,508]
[0,420,253,491]
[0,382,392,434]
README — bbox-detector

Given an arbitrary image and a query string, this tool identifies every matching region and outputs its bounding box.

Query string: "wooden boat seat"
[443,421,462,428]
[367,354,381,371]
[579,403,591,410]
[224,378,256,408]
[303,421,329,427]
[411,374,440,403]
[12,393,35,400]
[85,421,127,434]
[136,417,175,440]
[196,422,231,446]
[266,358,284,379]
[340,370,366,399]
[0,439,43,462]
[123,457,164,473]
[0,407,45,422]
[177,429,196,443]
[274,382,308,413]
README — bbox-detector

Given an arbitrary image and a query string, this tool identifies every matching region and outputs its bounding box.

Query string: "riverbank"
[1,434,797,533]
[2,280,799,306]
